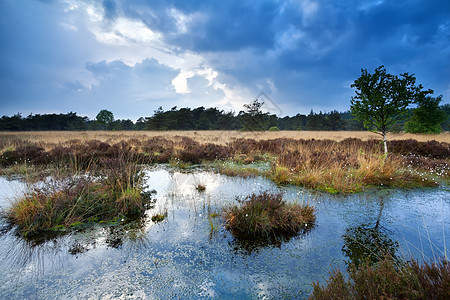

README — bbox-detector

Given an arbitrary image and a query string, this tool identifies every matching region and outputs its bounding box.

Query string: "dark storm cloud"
[0,0,449,119]
[118,0,449,102]
[174,1,280,51]
[118,0,280,51]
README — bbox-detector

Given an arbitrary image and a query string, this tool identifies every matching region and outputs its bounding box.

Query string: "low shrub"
[0,144,49,166]
[389,139,450,159]
[224,191,315,240]
[228,138,260,154]
[311,257,450,299]
[178,142,230,164]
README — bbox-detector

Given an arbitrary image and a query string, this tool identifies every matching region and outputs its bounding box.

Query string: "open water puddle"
[0,167,449,299]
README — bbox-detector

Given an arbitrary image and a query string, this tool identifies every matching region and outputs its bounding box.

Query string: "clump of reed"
[310,257,450,299]
[224,191,315,240]
[6,152,153,236]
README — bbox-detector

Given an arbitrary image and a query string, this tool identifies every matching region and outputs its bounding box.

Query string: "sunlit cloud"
[0,0,448,119]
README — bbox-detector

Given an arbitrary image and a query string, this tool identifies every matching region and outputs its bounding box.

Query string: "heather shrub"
[141,136,174,155]
[178,148,203,164]
[258,138,286,153]
[389,139,450,159]
[178,143,230,164]
[0,144,49,166]
[229,138,259,154]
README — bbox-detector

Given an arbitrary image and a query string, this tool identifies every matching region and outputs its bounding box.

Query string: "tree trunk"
[375,197,385,230]
[382,132,388,155]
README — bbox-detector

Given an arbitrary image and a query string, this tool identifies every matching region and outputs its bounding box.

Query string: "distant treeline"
[1,105,449,131]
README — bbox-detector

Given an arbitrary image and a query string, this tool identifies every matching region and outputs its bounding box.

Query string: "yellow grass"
[1,130,449,146]
[1,130,446,193]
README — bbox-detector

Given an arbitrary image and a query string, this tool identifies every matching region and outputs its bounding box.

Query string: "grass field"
[1,130,449,146]
[2,131,448,193]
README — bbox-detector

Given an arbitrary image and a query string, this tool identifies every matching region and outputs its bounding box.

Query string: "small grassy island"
[224,191,315,240]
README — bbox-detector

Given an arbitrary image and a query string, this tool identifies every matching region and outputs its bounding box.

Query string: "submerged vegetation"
[195,183,206,192]
[151,213,165,222]
[224,191,315,240]
[311,257,450,299]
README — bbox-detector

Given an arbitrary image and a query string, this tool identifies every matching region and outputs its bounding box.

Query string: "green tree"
[146,106,167,130]
[441,104,450,131]
[328,110,344,131]
[404,95,447,134]
[241,98,266,131]
[135,117,146,130]
[306,110,327,130]
[96,109,114,129]
[350,65,432,154]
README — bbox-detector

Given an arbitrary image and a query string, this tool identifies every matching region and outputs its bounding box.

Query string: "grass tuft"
[6,153,153,236]
[224,191,315,240]
[311,257,450,299]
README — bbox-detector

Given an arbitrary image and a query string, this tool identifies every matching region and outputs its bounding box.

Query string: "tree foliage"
[241,98,267,131]
[0,112,88,131]
[96,109,114,125]
[2,102,446,132]
[350,65,433,154]
[405,95,447,134]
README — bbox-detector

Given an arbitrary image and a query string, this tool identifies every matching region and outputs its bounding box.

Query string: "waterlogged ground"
[0,167,449,299]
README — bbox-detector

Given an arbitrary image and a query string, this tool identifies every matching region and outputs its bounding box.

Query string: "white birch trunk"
[383,132,388,155]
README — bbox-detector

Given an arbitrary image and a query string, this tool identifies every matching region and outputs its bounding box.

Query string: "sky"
[0,0,449,121]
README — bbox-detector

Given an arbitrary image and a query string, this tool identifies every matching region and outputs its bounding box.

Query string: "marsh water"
[0,167,449,299]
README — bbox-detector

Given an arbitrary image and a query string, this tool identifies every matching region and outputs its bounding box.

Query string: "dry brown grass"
[270,140,428,192]
[1,130,449,148]
[1,131,448,193]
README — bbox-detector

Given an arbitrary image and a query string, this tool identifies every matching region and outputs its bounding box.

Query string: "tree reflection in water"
[342,196,399,267]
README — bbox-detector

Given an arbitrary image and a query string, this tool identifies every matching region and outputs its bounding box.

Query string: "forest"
[1,102,449,132]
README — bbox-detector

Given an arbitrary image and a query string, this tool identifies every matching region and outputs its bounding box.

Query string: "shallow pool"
[0,167,448,299]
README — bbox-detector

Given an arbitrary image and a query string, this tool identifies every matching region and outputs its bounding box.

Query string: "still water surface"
[0,167,449,299]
